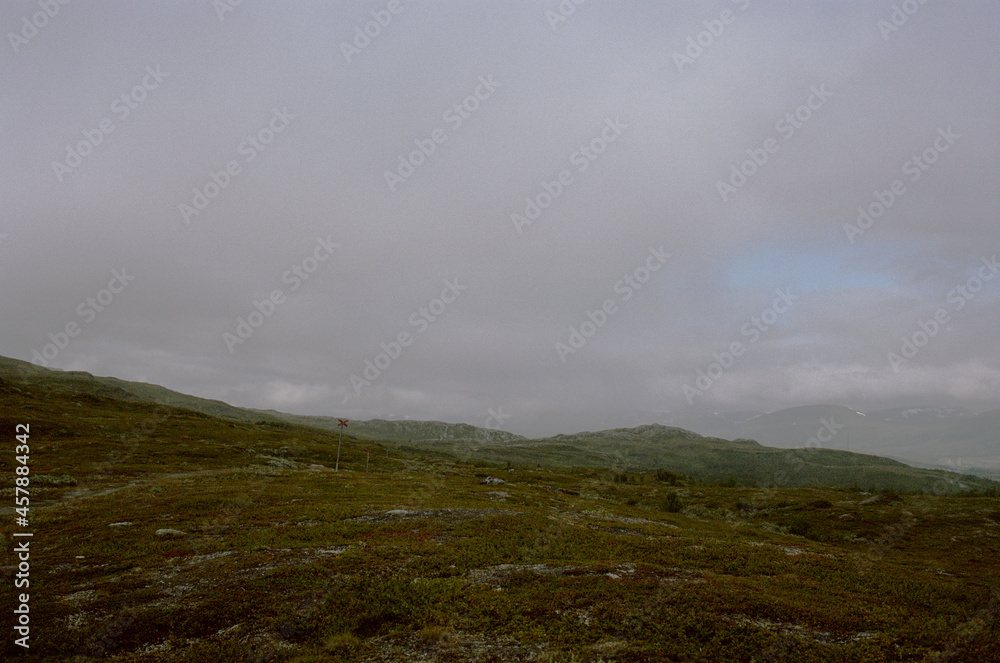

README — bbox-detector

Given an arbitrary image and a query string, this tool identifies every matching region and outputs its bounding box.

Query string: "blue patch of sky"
[722,235,911,294]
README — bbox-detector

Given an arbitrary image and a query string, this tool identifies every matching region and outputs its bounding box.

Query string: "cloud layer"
[2,1,998,436]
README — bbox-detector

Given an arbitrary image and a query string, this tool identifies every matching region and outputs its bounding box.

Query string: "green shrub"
[880,489,903,503]
[655,468,681,485]
[789,518,811,537]
[661,491,684,513]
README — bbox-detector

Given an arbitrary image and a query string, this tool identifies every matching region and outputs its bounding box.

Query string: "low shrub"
[661,491,684,513]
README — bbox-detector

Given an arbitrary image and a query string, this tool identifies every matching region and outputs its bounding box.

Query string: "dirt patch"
[348,508,522,524]
[726,614,877,646]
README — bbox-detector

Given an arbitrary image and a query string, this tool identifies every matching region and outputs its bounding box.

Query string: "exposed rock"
[349,508,520,524]
[155,528,186,536]
[480,476,506,485]
[385,509,414,517]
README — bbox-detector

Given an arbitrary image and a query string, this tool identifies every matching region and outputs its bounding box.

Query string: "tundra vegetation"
[0,360,998,661]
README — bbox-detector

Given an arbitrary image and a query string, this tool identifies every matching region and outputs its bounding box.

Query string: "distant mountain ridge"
[1,355,997,492]
[867,406,975,424]
[674,403,999,477]
[260,413,527,445]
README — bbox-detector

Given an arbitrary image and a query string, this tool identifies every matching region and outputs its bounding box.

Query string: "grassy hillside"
[1,357,992,495]
[0,355,277,426]
[412,425,998,495]
[1,361,1000,661]
[265,414,527,445]
[510,425,997,494]
[1,375,999,661]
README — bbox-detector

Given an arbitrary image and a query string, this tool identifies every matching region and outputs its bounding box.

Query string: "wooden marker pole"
[336,419,348,471]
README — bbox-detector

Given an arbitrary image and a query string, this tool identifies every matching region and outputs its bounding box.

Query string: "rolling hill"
[679,403,1000,479]
[0,356,994,494]
[2,355,1000,661]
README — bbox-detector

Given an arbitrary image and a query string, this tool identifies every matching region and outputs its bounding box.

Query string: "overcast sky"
[2,1,998,437]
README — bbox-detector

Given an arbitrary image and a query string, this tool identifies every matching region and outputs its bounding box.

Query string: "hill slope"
[0,356,995,494]
[688,403,1000,473]
[2,358,1000,661]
